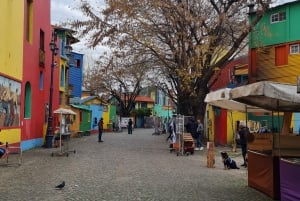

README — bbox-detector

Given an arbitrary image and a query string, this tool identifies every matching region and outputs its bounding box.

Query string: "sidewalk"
[0,128,273,201]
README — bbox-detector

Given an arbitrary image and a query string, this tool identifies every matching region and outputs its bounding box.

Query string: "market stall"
[51,108,76,157]
[205,81,300,200]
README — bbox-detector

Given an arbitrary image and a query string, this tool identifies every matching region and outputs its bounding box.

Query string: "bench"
[71,131,84,138]
[0,142,22,165]
[83,130,91,136]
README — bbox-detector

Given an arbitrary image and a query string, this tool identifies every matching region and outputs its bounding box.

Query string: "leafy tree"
[70,0,271,119]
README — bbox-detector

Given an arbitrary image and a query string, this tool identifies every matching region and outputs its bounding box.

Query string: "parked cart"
[170,115,195,156]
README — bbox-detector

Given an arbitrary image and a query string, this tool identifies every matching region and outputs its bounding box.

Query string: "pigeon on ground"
[55,181,65,190]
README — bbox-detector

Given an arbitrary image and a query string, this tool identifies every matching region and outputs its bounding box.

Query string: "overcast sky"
[51,0,107,68]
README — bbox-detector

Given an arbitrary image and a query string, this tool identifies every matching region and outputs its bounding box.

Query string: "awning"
[230,81,300,112]
[54,107,76,115]
[204,88,265,112]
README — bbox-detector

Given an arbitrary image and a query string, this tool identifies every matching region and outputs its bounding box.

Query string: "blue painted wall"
[90,104,103,130]
[69,52,83,98]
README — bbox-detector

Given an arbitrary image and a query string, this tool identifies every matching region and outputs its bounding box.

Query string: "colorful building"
[249,1,300,84]
[248,0,300,133]
[80,96,109,131]
[207,56,249,146]
[0,0,56,150]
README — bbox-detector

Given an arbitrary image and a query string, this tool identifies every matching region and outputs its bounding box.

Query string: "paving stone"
[0,129,274,201]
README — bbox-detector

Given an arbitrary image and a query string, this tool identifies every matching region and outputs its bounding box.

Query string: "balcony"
[39,48,45,67]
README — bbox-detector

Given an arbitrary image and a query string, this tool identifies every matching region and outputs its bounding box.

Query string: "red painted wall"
[209,56,248,145]
[213,108,227,146]
[22,0,59,140]
[209,56,248,91]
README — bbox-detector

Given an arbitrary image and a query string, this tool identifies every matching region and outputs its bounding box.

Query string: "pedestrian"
[196,119,204,150]
[98,118,104,142]
[166,115,176,149]
[238,124,248,167]
[185,117,203,151]
[128,118,133,134]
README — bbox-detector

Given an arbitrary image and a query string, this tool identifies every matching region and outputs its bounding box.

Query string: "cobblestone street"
[0,129,273,201]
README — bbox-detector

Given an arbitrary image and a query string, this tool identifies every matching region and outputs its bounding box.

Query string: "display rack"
[175,115,194,156]
[51,108,76,157]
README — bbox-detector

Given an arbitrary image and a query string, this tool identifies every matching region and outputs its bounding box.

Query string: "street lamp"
[44,31,58,148]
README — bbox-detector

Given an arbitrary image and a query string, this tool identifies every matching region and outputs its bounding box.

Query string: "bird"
[55,181,65,190]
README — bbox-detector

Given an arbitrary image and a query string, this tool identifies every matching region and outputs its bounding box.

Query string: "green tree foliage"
[70,0,270,119]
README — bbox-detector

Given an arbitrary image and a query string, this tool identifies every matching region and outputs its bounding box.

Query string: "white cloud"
[51,0,109,68]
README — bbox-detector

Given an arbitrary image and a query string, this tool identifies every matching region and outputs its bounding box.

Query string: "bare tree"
[70,0,271,119]
[83,48,151,116]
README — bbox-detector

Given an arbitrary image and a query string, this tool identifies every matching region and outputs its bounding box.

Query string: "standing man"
[128,118,133,134]
[239,124,248,167]
[98,118,104,142]
[196,119,204,150]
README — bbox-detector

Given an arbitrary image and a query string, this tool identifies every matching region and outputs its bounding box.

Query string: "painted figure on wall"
[0,75,21,127]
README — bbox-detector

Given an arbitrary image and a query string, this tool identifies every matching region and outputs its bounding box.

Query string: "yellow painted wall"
[207,105,246,145]
[256,47,300,84]
[59,60,67,92]
[102,108,109,129]
[0,1,23,144]
[0,1,23,80]
[69,109,80,132]
[226,111,247,146]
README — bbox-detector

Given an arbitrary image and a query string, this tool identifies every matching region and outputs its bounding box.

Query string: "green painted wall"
[250,1,300,48]
[79,111,91,131]
[248,113,283,133]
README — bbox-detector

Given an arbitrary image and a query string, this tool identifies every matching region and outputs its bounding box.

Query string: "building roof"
[71,104,91,111]
[134,96,155,103]
[81,96,108,105]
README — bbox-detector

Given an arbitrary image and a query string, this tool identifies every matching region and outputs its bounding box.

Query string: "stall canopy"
[204,87,266,112]
[54,108,76,115]
[230,81,300,112]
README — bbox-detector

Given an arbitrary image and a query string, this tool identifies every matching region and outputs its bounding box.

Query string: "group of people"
[166,116,204,151]
[185,117,204,151]
[97,118,133,142]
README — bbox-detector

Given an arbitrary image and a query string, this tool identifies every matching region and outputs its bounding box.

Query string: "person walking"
[196,119,204,150]
[239,124,248,167]
[98,118,104,142]
[128,118,133,134]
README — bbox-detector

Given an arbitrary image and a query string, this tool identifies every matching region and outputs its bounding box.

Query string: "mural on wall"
[0,75,21,127]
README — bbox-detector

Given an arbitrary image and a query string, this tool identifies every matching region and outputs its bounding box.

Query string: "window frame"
[270,12,286,23]
[290,44,300,54]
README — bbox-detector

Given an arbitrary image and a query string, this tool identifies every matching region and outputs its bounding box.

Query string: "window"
[290,44,300,54]
[24,82,32,118]
[60,65,65,87]
[26,0,33,42]
[75,59,81,67]
[39,30,45,66]
[270,12,286,23]
[39,71,44,90]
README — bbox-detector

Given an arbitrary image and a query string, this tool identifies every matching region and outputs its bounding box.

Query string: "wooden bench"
[0,142,22,165]
[83,130,91,136]
[71,131,84,138]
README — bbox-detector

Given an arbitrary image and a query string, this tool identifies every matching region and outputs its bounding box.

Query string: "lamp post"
[44,31,58,148]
